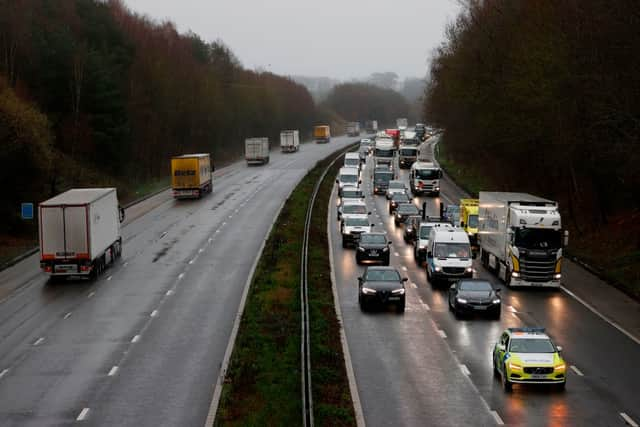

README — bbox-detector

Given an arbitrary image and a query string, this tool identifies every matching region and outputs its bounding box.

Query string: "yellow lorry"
[460,198,479,247]
[313,125,331,143]
[171,153,213,199]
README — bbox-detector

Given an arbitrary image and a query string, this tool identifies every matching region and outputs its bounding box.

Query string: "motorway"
[329,140,640,426]
[0,136,354,427]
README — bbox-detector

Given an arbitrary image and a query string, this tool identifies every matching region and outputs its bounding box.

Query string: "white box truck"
[396,118,408,130]
[478,192,568,288]
[346,122,361,137]
[39,188,124,279]
[245,137,270,165]
[280,130,300,153]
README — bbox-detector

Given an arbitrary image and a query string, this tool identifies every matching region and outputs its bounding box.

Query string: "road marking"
[621,413,639,427]
[199,248,204,253]
[222,222,227,226]
[0,369,9,379]
[108,366,119,376]
[420,300,431,311]
[235,209,239,213]
[437,330,447,339]
[124,262,129,267]
[561,285,640,345]
[107,276,112,281]
[64,312,72,319]
[401,265,407,271]
[160,231,167,239]
[208,237,213,243]
[460,364,471,376]
[570,365,584,376]
[188,257,197,264]
[379,222,383,225]
[490,410,505,425]
[33,337,44,346]
[166,289,174,296]
[228,215,233,219]
[395,252,400,257]
[508,305,518,313]
[511,312,519,319]
[76,408,90,421]
[178,273,185,280]
[87,291,95,298]
[150,310,158,318]
[131,335,140,343]
[215,229,220,233]
[411,282,417,289]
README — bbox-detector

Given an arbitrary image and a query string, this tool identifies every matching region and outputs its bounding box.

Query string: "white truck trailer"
[245,137,270,165]
[39,188,124,279]
[373,137,395,167]
[478,192,568,287]
[280,130,300,153]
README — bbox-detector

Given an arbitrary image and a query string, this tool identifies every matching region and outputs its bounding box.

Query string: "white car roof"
[412,161,436,169]
[430,228,470,243]
[339,167,359,175]
[342,199,366,206]
[345,152,360,159]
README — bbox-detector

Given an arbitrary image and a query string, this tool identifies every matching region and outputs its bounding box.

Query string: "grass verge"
[435,140,640,300]
[215,150,356,426]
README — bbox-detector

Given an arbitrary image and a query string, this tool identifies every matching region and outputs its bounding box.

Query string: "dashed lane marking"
[131,335,140,343]
[0,369,9,379]
[411,282,417,289]
[64,312,72,319]
[511,312,519,319]
[150,310,158,318]
[87,291,95,298]
[490,410,504,425]
[108,366,118,376]
[166,290,174,296]
[437,330,447,339]
[621,413,639,427]
[76,408,90,421]
[107,276,112,281]
[33,337,44,346]
[570,365,584,376]
[178,273,185,280]
[460,364,471,376]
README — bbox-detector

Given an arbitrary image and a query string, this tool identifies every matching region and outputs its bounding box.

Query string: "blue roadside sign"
[21,203,34,220]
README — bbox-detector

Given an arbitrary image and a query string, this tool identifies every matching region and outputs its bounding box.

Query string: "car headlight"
[511,271,520,278]
[456,297,468,303]
[357,247,365,252]
[361,287,377,295]
[465,267,474,273]
[344,230,351,235]
[382,246,389,252]
[418,245,426,250]
[392,288,405,295]
[554,363,566,371]
[407,227,413,232]
[467,232,474,237]
[492,298,501,304]
[554,273,562,280]
[434,266,442,272]
[509,362,522,371]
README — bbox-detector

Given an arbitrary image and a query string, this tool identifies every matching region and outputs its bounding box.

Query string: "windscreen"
[345,159,359,167]
[416,169,439,179]
[374,172,393,182]
[397,204,419,214]
[459,281,492,292]
[342,190,362,199]
[434,243,471,258]
[365,269,401,281]
[392,194,410,203]
[389,181,405,189]
[419,226,433,239]
[339,174,358,183]
[468,215,479,228]
[360,234,386,244]
[400,148,417,155]
[509,338,555,353]
[346,217,369,227]
[343,205,367,215]
[514,228,561,250]
[375,148,394,158]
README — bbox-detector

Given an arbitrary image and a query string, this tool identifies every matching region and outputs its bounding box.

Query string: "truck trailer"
[280,130,300,153]
[313,125,331,143]
[171,153,213,199]
[245,138,270,165]
[365,120,378,134]
[39,188,124,279]
[478,192,568,288]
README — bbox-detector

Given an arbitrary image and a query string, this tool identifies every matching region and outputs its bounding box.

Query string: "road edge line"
[204,197,288,427]
[327,184,366,427]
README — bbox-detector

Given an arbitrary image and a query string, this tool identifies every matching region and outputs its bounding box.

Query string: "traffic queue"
[334,125,568,392]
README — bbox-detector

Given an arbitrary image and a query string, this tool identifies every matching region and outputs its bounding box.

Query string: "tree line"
[424,0,639,234]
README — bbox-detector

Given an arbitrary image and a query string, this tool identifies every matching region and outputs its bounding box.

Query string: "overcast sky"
[123,0,461,81]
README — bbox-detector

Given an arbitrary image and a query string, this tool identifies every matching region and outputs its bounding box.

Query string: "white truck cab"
[414,219,453,263]
[426,228,474,285]
[409,161,442,196]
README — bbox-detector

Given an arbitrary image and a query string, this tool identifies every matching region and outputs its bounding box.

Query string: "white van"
[409,161,442,196]
[426,228,474,285]
[344,152,361,171]
[336,167,360,196]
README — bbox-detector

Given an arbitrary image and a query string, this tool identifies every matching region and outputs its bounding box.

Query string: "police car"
[492,327,566,391]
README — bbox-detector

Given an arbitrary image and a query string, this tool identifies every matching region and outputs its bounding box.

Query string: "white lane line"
[222,221,227,226]
[379,222,383,225]
[166,289,174,296]
[87,291,95,298]
[401,265,407,271]
[208,237,213,243]
[150,310,158,318]
[108,366,119,376]
[64,312,72,319]
[490,410,505,425]
[178,273,185,280]
[76,408,90,421]
[460,364,471,376]
[570,365,584,376]
[131,335,140,343]
[411,282,417,289]
[124,262,129,267]
[621,413,639,427]
[107,276,112,281]
[160,231,167,239]
[199,248,204,253]
[33,337,44,346]
[395,252,400,257]
[420,300,431,311]
[511,312,519,319]
[561,285,640,345]
[437,330,447,339]
[0,369,9,379]
[508,305,518,313]
[215,229,220,233]
[188,257,197,264]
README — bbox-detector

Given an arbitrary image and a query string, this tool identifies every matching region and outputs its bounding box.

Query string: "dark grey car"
[448,279,501,319]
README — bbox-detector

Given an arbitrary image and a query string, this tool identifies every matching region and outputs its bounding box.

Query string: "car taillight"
[80,265,91,272]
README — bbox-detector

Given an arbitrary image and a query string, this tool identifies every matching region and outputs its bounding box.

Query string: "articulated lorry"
[313,125,331,143]
[346,122,361,137]
[478,192,568,288]
[245,137,270,165]
[280,130,300,153]
[171,153,213,199]
[39,188,124,279]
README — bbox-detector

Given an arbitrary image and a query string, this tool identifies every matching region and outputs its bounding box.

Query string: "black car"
[403,215,422,243]
[394,203,420,226]
[448,279,501,319]
[358,266,408,312]
[388,193,412,214]
[356,232,391,265]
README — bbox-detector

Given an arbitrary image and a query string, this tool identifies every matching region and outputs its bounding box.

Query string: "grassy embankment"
[436,141,640,299]
[215,152,355,426]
